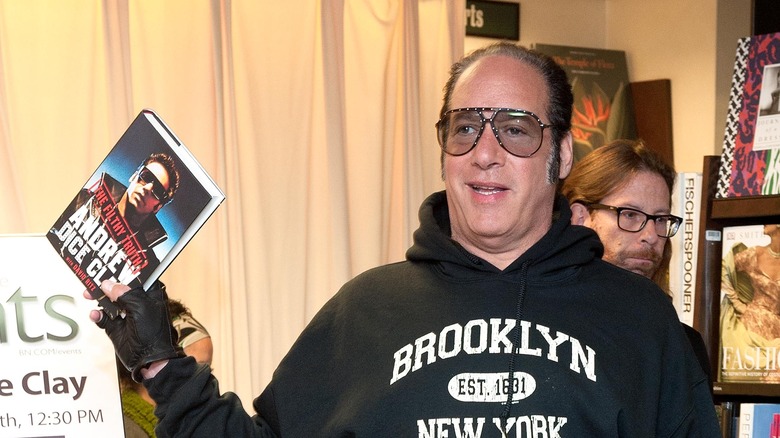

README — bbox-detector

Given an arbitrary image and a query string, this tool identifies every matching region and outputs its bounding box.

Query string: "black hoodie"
[149,191,719,437]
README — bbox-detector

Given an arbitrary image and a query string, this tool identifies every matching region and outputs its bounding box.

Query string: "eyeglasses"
[586,203,682,238]
[137,165,172,205]
[435,107,555,158]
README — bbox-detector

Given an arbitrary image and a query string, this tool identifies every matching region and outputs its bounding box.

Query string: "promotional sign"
[465,0,519,40]
[0,234,124,437]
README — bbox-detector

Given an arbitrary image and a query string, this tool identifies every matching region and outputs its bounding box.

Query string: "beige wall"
[466,0,752,173]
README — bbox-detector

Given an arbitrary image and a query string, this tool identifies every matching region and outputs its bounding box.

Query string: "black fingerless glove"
[98,281,185,382]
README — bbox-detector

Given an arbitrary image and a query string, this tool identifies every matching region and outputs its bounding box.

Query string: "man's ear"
[569,202,590,226]
[557,131,574,180]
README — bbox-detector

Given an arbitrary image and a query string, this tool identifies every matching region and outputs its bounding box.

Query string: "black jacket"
[148,191,719,437]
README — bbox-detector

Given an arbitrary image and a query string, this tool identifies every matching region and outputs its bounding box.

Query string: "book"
[716,32,780,198]
[534,43,637,162]
[669,172,702,326]
[46,109,225,318]
[737,403,780,437]
[716,401,736,438]
[718,224,780,383]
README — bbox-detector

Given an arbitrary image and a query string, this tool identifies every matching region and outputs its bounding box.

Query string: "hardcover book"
[737,403,780,437]
[534,43,637,162]
[716,32,780,198]
[669,172,702,326]
[46,109,225,318]
[719,224,780,383]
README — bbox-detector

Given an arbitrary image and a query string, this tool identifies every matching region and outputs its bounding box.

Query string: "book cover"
[534,43,637,162]
[46,109,225,318]
[716,32,780,198]
[737,403,780,437]
[669,172,702,326]
[719,224,780,383]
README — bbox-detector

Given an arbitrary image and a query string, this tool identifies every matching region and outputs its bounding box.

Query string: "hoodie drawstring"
[499,259,530,437]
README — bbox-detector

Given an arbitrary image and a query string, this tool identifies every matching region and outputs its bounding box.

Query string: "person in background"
[560,139,713,385]
[118,297,212,438]
[87,42,719,436]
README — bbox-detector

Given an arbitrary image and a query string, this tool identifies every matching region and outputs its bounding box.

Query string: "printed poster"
[0,234,124,437]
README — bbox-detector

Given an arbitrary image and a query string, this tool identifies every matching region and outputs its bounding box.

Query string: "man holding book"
[561,139,713,385]
[86,43,719,436]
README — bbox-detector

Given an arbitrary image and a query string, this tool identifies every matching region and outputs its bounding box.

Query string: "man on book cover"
[47,152,180,293]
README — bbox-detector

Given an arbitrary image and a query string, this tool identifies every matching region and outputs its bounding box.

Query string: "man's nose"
[639,220,660,243]
[472,123,505,166]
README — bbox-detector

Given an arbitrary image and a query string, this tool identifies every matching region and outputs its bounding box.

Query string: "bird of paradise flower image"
[570,78,635,162]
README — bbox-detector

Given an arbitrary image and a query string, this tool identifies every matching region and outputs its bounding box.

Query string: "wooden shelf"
[695,156,780,407]
[711,195,780,221]
[713,382,780,398]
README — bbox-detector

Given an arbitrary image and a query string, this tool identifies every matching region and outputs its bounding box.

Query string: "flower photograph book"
[534,43,637,163]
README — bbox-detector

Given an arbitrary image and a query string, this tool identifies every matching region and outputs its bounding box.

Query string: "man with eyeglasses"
[561,139,712,385]
[87,43,718,436]
[51,152,179,292]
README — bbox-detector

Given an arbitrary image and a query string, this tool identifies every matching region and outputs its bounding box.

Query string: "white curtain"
[0,0,463,410]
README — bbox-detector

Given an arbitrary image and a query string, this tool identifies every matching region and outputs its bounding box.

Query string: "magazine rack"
[694,155,780,402]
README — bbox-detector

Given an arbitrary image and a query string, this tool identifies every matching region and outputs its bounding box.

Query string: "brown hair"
[561,139,674,205]
[439,42,573,183]
[560,139,676,292]
[143,152,181,200]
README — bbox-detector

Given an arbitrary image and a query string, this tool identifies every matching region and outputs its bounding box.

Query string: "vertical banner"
[0,234,124,437]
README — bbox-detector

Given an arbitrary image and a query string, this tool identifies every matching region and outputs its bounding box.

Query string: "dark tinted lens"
[139,167,169,202]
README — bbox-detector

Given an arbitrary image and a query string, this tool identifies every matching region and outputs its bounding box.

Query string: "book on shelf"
[737,403,780,437]
[669,172,702,326]
[718,224,780,383]
[46,109,225,319]
[534,43,637,163]
[716,32,780,198]
[716,401,737,438]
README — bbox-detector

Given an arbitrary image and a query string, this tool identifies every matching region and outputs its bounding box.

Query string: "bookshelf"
[694,155,780,402]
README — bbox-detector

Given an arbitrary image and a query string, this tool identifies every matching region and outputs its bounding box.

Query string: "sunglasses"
[137,165,172,205]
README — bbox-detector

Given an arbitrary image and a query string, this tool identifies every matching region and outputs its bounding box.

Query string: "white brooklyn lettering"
[390,319,596,385]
